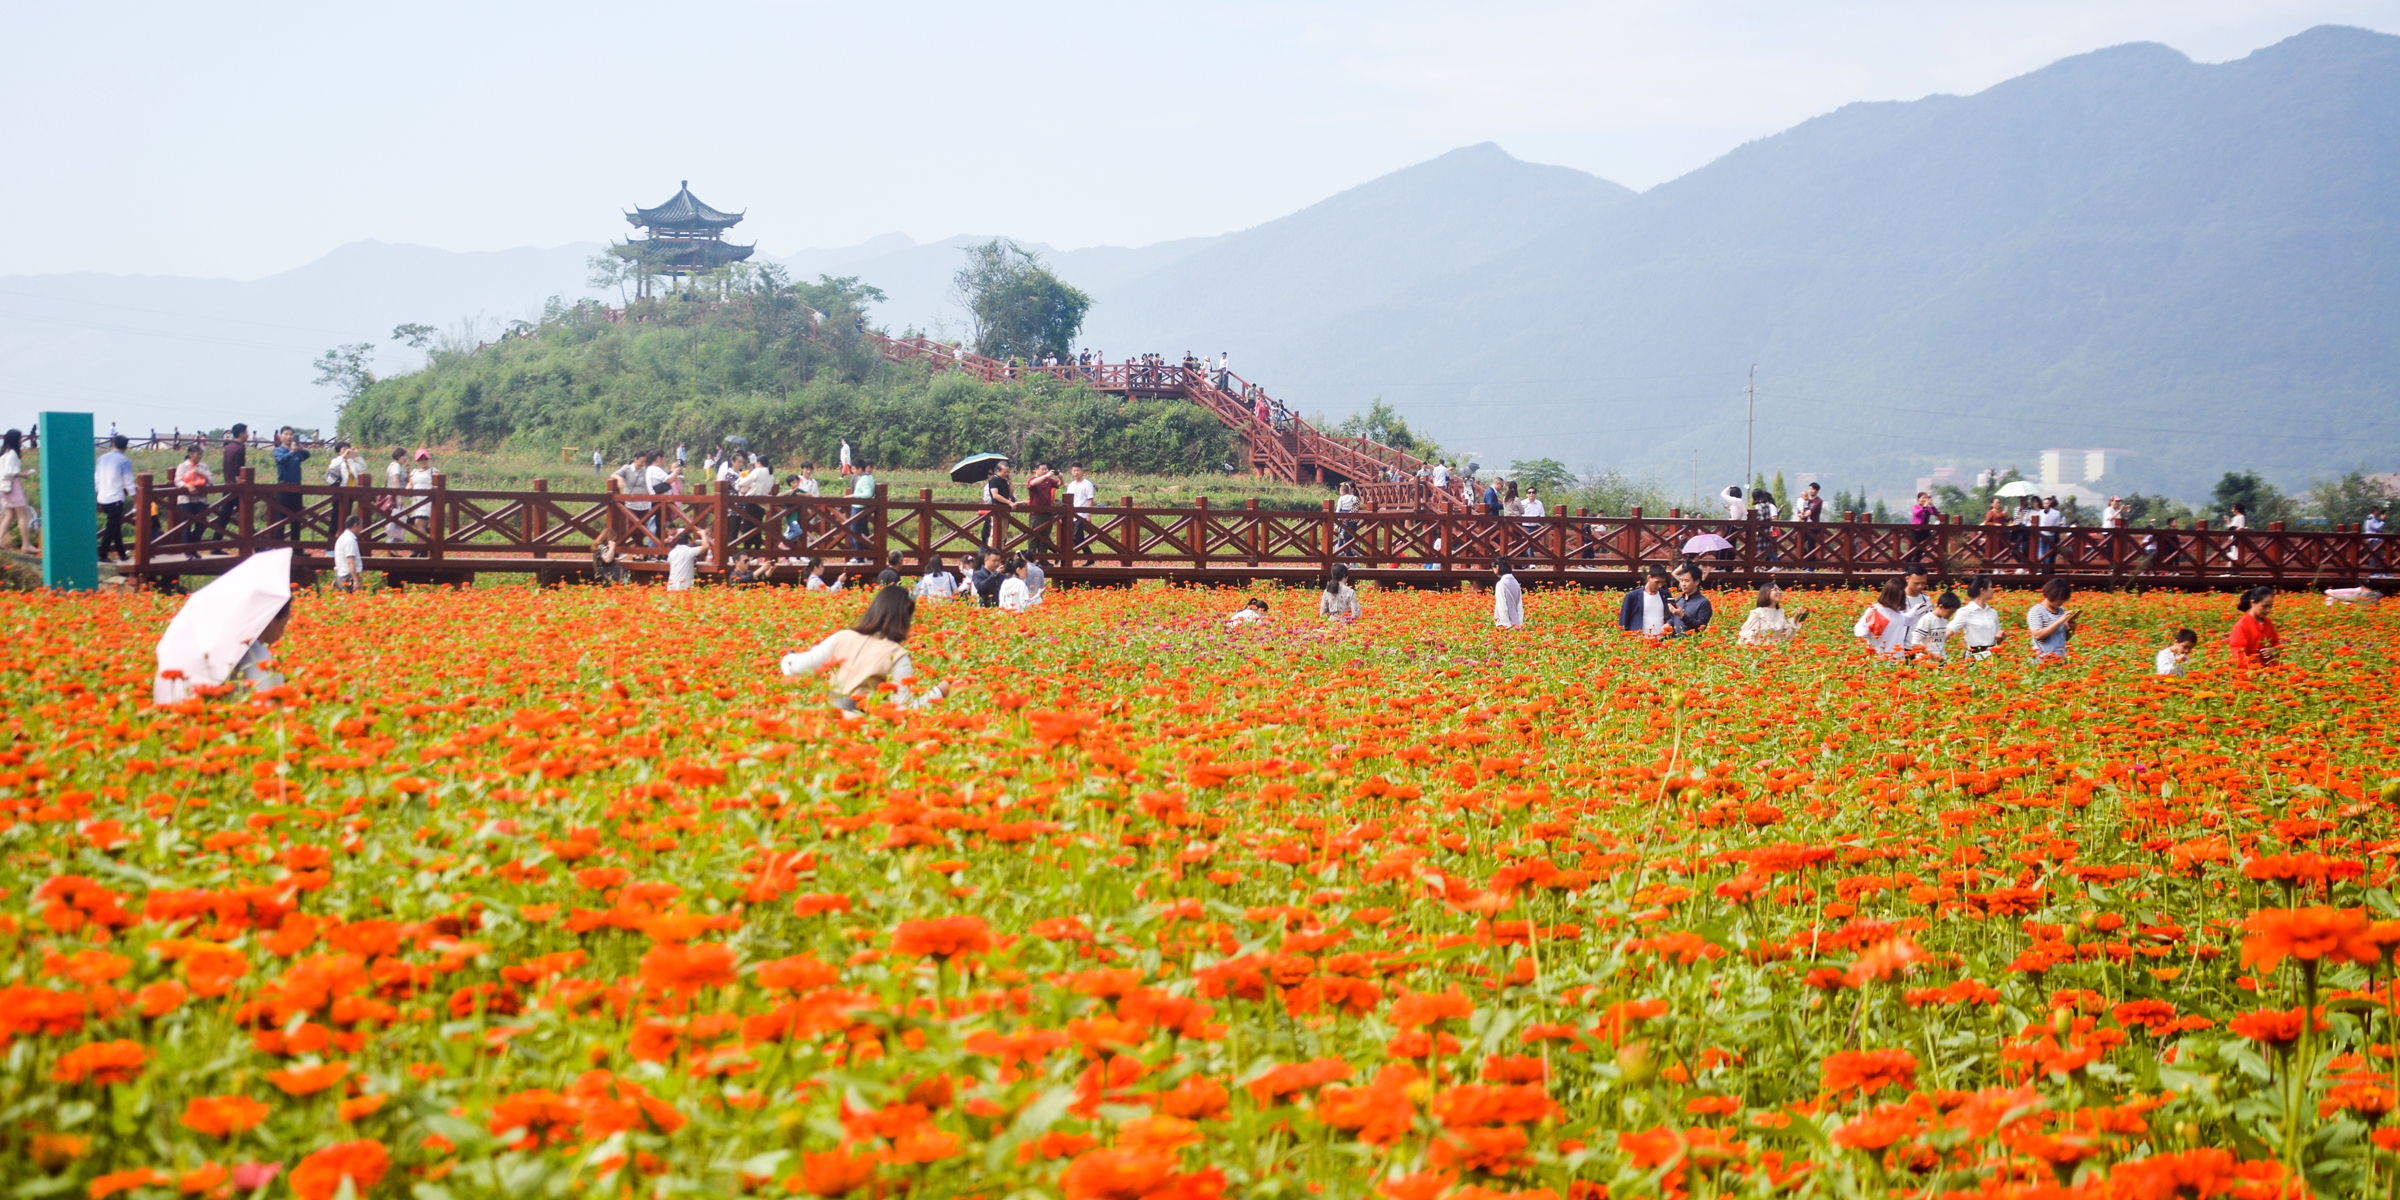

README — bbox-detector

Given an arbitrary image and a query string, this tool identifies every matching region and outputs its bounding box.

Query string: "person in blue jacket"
[1618,565,1674,635]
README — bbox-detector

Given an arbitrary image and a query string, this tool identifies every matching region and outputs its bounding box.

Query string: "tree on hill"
[333,269,1232,476]
[1334,399,1441,462]
[952,240,1091,363]
[2211,470,2299,525]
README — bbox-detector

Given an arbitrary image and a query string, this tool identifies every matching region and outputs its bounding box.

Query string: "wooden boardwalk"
[123,475,2386,593]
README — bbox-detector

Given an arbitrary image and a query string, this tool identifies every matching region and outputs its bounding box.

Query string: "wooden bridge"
[861,333,1464,511]
[122,472,2386,593]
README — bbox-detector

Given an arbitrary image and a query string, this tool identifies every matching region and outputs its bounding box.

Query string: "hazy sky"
[7,0,2394,280]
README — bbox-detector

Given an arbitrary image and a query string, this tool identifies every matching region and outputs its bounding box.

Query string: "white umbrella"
[1995,480,2041,498]
[1682,533,1734,554]
[154,549,294,703]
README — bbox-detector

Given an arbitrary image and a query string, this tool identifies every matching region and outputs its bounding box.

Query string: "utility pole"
[1744,364,1756,495]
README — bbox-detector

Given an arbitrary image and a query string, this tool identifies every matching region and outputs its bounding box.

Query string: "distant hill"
[1141,27,2398,499]
[0,240,600,435]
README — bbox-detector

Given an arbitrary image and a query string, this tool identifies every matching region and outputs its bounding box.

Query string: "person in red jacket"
[2227,586,2280,668]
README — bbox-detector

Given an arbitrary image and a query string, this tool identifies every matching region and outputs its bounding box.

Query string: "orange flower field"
[1,581,2394,1200]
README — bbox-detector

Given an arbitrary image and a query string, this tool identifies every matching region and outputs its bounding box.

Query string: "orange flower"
[266,1061,351,1096]
[638,941,739,995]
[2228,1006,2325,1049]
[890,915,993,960]
[288,1140,389,1200]
[180,1094,271,1136]
[134,980,187,1018]
[1060,1147,1179,1200]
[51,1040,147,1085]
[2242,907,2379,971]
[793,1149,879,1197]
[1819,1048,1916,1097]
[1389,988,1475,1030]
[86,1168,168,1199]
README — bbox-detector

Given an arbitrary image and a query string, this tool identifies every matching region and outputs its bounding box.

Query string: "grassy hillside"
[335,272,1238,478]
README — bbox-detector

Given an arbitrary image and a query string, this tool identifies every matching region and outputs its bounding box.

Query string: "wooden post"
[1119,497,1134,568]
[1550,512,1565,578]
[237,466,256,557]
[1244,497,1260,567]
[1192,496,1210,572]
[530,479,548,559]
[713,479,733,576]
[428,472,447,565]
[605,474,625,547]
[2269,520,2287,582]
[918,489,934,567]
[133,473,153,570]
[1321,499,1335,575]
[873,483,889,566]
[1838,513,1855,582]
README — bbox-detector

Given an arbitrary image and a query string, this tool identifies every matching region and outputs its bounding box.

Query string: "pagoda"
[617,181,755,293]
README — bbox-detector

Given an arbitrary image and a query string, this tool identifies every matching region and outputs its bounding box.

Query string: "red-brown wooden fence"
[125,472,2386,592]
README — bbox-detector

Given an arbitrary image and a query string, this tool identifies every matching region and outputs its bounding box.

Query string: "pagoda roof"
[626,181,745,232]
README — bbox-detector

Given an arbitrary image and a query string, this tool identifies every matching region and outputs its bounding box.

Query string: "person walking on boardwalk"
[1493,558,1524,629]
[0,429,40,554]
[95,434,134,562]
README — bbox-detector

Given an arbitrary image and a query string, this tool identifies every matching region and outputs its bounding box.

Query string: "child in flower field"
[2156,627,2198,676]
[1227,597,1269,626]
[1492,558,1524,629]
[779,585,942,715]
[1904,591,1960,661]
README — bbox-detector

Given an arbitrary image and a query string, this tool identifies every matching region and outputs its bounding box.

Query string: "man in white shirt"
[94,434,135,561]
[1431,461,1449,489]
[1064,463,1098,564]
[737,457,774,496]
[1901,569,1933,621]
[666,527,710,591]
[332,514,364,592]
[2038,498,2065,565]
[839,439,853,475]
[2102,497,2125,529]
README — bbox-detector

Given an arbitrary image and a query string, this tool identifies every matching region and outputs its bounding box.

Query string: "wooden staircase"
[862,333,1469,511]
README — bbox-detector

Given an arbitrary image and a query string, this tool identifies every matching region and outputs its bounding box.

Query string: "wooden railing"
[858,334,1462,510]
[125,473,2388,591]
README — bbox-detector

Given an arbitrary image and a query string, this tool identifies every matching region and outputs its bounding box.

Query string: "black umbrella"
[949,453,1009,484]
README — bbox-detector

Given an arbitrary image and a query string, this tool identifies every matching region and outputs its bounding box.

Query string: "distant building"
[2040,448,2128,487]
[616,181,755,297]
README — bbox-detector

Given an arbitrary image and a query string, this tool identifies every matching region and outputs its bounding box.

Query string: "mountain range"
[1,24,2390,500]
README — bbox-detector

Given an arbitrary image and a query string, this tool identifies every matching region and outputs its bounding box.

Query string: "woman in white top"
[780,586,942,717]
[913,554,960,602]
[382,448,409,544]
[1736,582,1805,646]
[1852,577,1911,657]
[1722,485,1749,522]
[0,429,34,552]
[405,451,436,543]
[1319,564,1361,621]
[1947,575,2004,658]
[997,558,1035,612]
[1492,558,1524,629]
[2226,503,2247,563]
